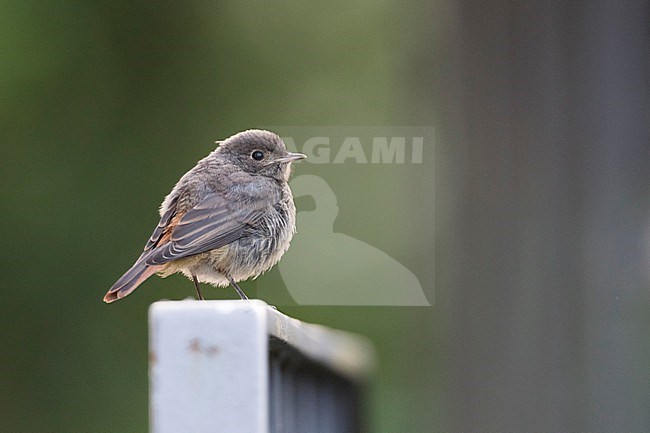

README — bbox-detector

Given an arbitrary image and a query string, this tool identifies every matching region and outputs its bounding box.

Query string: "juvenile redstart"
[103,129,306,303]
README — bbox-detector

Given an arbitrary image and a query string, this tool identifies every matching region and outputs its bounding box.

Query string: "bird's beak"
[274,152,307,164]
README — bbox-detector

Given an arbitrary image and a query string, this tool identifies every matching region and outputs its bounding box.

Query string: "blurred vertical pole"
[435,0,650,432]
[573,2,650,431]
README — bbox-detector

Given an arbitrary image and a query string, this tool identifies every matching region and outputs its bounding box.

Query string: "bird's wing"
[144,194,179,252]
[144,192,266,266]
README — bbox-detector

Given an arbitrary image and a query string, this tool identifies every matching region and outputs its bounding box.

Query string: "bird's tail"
[103,257,159,303]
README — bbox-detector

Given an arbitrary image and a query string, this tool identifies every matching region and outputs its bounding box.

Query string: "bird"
[103,129,306,303]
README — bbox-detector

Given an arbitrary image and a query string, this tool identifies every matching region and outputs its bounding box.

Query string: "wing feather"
[145,193,264,266]
[144,194,179,251]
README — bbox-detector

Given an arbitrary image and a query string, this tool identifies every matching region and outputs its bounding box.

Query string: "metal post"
[149,300,374,433]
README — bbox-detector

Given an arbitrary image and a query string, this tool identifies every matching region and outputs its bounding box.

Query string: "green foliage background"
[1,2,438,432]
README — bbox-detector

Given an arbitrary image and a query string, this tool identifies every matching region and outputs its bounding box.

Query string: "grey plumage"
[104,129,306,303]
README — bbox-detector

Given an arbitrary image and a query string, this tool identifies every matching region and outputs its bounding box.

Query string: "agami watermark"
[265,126,434,306]
[283,135,424,164]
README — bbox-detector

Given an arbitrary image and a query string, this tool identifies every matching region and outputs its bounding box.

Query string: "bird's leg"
[226,273,248,300]
[192,274,205,301]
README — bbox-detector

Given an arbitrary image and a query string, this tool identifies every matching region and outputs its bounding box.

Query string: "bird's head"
[217,129,306,182]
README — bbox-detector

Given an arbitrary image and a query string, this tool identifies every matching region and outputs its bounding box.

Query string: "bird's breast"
[214,189,296,281]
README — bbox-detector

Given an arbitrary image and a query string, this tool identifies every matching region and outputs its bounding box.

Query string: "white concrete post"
[149,300,374,433]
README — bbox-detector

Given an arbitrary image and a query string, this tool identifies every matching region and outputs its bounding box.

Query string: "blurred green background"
[1,1,648,432]
[1,1,436,432]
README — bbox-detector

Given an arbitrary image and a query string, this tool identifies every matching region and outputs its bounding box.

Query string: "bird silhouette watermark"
[269,126,434,306]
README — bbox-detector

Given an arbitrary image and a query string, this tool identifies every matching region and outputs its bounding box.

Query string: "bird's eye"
[251,150,264,161]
